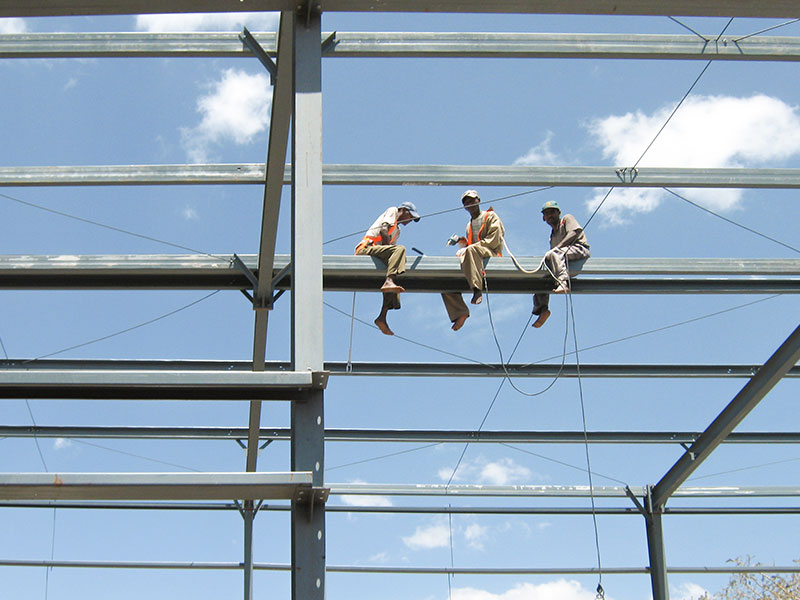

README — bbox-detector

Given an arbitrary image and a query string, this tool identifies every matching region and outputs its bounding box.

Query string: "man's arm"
[475,212,504,252]
[379,222,392,245]
[553,214,584,249]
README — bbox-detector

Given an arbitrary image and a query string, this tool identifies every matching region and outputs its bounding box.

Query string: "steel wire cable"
[15,290,221,364]
[0,191,230,261]
[322,187,555,247]
[664,188,800,255]
[733,18,800,42]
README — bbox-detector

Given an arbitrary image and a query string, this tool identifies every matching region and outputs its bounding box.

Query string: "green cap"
[541,200,560,213]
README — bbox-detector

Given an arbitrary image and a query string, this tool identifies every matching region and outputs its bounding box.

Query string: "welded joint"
[233,499,265,520]
[239,27,277,84]
[616,167,639,183]
[646,484,665,515]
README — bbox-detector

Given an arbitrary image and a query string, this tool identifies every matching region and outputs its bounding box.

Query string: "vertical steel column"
[290,7,325,600]
[644,487,669,600]
[243,505,255,600]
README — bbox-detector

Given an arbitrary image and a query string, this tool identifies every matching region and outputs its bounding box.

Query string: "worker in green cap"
[533,200,590,328]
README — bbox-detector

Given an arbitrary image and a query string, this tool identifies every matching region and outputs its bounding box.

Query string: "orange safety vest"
[465,208,502,256]
[355,222,399,254]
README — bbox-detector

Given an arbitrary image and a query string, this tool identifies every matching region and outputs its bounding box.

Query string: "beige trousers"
[441,244,495,322]
[357,244,406,310]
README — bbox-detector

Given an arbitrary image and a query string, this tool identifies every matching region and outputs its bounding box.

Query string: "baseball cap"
[461,189,480,202]
[399,201,421,222]
[541,200,560,212]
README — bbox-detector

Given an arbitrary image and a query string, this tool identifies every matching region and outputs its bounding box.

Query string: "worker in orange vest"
[442,190,505,331]
[355,201,421,335]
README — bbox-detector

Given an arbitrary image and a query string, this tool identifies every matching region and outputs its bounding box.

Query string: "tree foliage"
[695,557,800,600]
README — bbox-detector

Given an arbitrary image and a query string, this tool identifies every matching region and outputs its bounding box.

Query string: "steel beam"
[3,500,800,515]
[4,425,800,444]
[1,0,799,18]
[328,483,800,498]
[0,472,312,500]
[5,32,800,62]
[5,359,800,379]
[652,323,800,508]
[0,255,797,294]
[0,369,328,400]
[5,164,800,188]
[645,487,670,600]
[1,559,799,574]
[291,12,326,600]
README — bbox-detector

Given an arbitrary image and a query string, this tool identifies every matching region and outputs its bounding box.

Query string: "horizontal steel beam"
[0,369,328,400]
[4,164,800,188]
[3,425,798,444]
[3,32,800,61]
[328,483,800,498]
[2,500,799,515]
[0,472,313,500]
[0,255,797,294]
[1,0,798,18]
[5,359,800,379]
[1,559,798,575]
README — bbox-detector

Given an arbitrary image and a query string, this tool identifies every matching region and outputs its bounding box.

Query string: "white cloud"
[463,523,488,550]
[514,132,560,166]
[441,456,532,486]
[368,551,390,563]
[135,12,278,32]
[0,18,27,34]
[53,438,72,450]
[402,521,450,550]
[453,580,600,600]
[340,494,393,507]
[587,94,800,224]
[181,68,272,163]
[671,582,709,600]
[181,205,199,220]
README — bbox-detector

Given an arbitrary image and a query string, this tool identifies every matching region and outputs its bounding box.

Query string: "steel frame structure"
[0,4,799,600]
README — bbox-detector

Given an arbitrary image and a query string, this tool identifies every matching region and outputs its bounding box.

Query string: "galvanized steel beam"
[0,369,329,400]
[1,0,799,18]
[0,255,797,294]
[4,425,799,444]
[0,472,313,500]
[4,164,800,188]
[652,323,800,508]
[5,32,800,62]
[327,483,800,498]
[5,359,799,379]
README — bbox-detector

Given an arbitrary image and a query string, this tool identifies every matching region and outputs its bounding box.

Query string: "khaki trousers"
[357,244,406,310]
[441,244,495,322]
[533,244,591,315]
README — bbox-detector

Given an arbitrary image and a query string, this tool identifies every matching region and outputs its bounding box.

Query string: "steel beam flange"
[311,371,329,389]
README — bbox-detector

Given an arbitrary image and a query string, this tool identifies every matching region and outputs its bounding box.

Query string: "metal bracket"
[615,166,639,183]
[297,0,321,28]
[239,27,277,84]
[321,31,338,54]
[624,485,648,519]
[679,442,697,460]
[232,253,283,311]
[294,486,330,521]
[233,498,265,520]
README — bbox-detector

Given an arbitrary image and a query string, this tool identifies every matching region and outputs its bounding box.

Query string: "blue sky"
[0,9,799,600]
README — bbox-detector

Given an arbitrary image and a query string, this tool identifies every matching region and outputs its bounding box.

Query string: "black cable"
[19,290,221,363]
[568,292,604,590]
[323,186,555,246]
[0,191,229,260]
[324,301,493,366]
[70,439,201,472]
[501,443,629,486]
[664,188,800,255]
[733,18,800,42]
[326,443,441,472]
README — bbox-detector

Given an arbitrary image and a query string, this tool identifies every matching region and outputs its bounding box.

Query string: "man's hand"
[456,247,467,258]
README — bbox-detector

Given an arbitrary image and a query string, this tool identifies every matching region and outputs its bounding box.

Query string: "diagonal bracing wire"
[0,191,229,260]
[664,188,800,255]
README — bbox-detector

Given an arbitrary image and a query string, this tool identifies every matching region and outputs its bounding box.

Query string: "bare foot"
[532,310,551,328]
[553,283,569,294]
[374,318,394,336]
[471,290,483,305]
[451,314,469,331]
[380,283,405,294]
